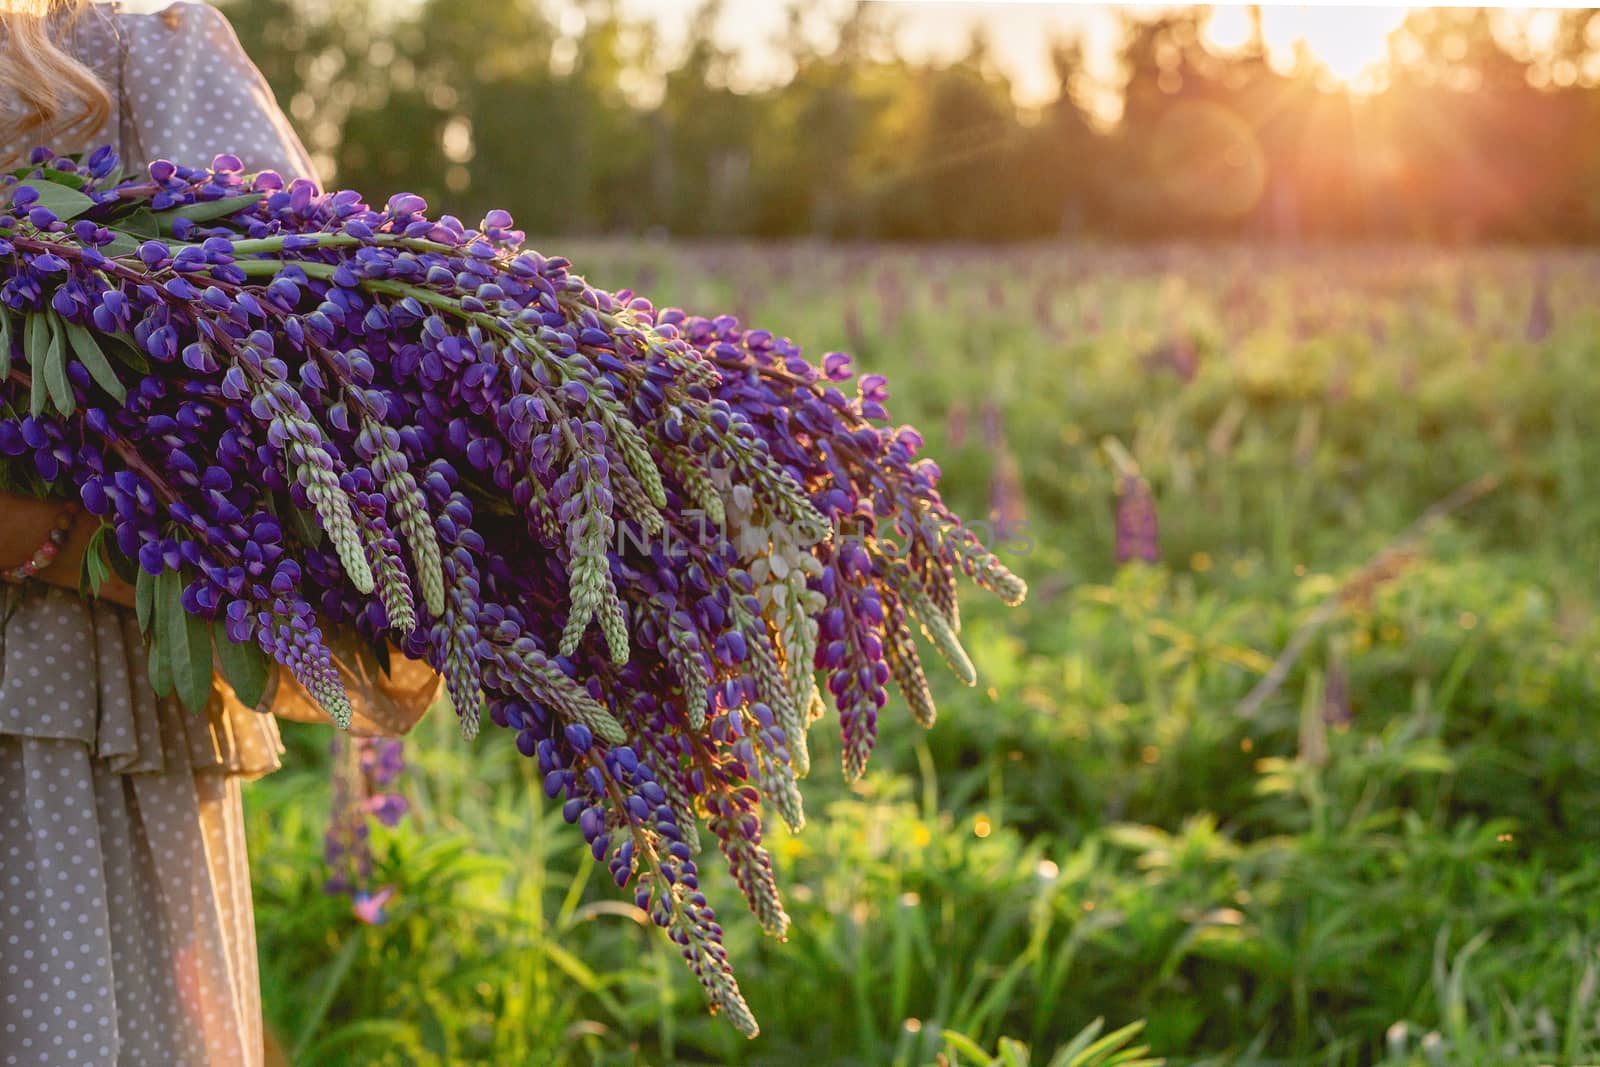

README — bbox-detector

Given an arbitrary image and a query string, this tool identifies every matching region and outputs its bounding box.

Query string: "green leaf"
[108,538,140,586]
[61,319,126,403]
[147,628,172,699]
[152,566,183,684]
[99,230,142,258]
[175,602,213,713]
[155,564,211,712]
[214,621,271,710]
[157,193,263,229]
[283,497,325,547]
[0,306,13,378]
[24,312,48,417]
[19,178,96,221]
[114,206,159,239]
[41,312,73,417]
[291,931,366,1060]
[370,639,392,678]
[101,332,150,374]
[135,566,155,633]
[80,524,112,598]
[35,169,88,191]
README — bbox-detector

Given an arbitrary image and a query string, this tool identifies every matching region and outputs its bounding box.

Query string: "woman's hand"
[0,491,136,608]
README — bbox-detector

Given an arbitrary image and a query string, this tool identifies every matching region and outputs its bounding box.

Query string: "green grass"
[248,242,1600,1065]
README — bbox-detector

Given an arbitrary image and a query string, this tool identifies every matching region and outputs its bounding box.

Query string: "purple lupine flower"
[352,886,396,925]
[1526,265,1552,343]
[1114,474,1160,565]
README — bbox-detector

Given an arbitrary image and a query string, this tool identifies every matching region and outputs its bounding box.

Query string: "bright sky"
[605,2,1575,119]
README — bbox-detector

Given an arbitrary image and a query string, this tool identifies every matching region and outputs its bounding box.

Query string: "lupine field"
[247,241,1600,1066]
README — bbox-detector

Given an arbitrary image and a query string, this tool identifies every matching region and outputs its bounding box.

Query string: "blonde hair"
[0,0,112,168]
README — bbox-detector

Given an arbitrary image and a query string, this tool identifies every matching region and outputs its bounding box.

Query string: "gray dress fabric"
[0,4,368,1065]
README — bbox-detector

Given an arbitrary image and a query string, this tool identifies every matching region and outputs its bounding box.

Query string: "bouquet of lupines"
[0,146,1026,1035]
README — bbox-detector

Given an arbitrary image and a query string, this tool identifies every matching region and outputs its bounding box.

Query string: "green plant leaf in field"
[942,1019,1161,1067]
[214,620,271,710]
[61,318,126,403]
[942,1029,999,1066]
[291,930,365,1060]
[19,178,95,220]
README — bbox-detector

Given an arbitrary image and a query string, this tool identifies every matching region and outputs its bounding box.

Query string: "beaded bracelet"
[2,504,79,583]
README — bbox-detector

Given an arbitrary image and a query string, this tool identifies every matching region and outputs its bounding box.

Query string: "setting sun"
[1206,5,1411,89]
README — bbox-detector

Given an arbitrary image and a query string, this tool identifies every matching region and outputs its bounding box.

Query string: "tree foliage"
[221,1,1600,241]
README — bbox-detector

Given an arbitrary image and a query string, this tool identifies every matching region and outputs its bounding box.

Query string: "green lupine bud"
[360,523,417,635]
[756,743,805,833]
[906,584,976,687]
[707,424,826,544]
[300,463,375,594]
[519,473,562,545]
[313,681,354,730]
[947,525,1027,606]
[611,462,665,536]
[612,417,668,509]
[787,713,811,779]
[666,892,759,1039]
[807,689,825,725]
[665,628,709,730]
[532,658,627,744]
[661,445,725,527]
[559,468,628,663]
[597,585,630,665]
[660,767,702,854]
[365,420,446,616]
[731,595,802,754]
[712,818,788,938]
[918,548,962,634]
[885,604,937,728]
[767,556,821,772]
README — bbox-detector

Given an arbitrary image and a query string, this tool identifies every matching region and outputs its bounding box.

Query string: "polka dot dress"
[1,4,313,1064]
[0,586,282,1067]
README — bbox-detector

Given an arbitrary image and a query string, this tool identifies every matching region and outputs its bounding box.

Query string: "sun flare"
[1206,5,1412,90]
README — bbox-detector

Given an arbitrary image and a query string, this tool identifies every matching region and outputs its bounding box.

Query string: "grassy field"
[247,242,1600,1066]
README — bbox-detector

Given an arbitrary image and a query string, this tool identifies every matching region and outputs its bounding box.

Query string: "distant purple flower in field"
[364,793,410,827]
[1114,474,1160,565]
[1457,274,1476,326]
[352,886,397,926]
[1323,652,1352,728]
[946,401,969,448]
[325,733,409,909]
[359,737,405,787]
[1526,267,1552,342]
[979,402,1025,538]
[1141,336,1199,382]
[844,300,866,354]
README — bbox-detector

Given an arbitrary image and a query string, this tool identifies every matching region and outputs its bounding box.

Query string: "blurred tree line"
[220,1,1600,242]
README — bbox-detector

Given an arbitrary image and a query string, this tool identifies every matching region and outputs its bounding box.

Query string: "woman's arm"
[0,491,135,607]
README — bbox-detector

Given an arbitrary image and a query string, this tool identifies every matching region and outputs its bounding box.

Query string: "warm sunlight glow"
[1207,6,1412,90]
